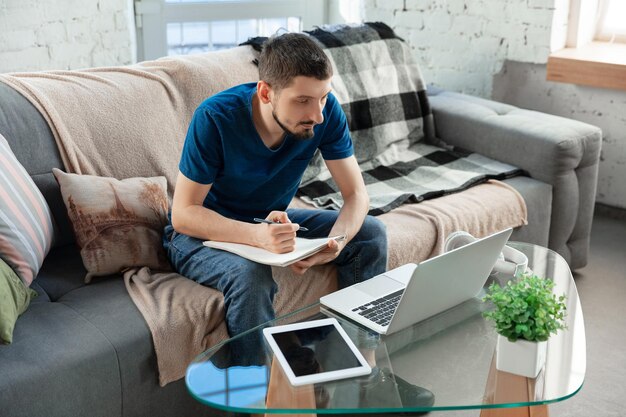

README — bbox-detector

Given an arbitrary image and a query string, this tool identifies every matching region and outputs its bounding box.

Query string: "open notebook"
[202,236,345,267]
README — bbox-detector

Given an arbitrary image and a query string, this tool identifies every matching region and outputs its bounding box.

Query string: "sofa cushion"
[0,301,122,417]
[3,256,218,417]
[0,133,54,286]
[0,258,38,344]
[53,169,171,283]
[32,172,76,247]
[34,244,87,301]
[29,280,51,303]
[56,278,213,417]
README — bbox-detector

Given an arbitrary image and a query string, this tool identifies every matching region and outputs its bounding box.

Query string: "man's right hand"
[254,211,300,253]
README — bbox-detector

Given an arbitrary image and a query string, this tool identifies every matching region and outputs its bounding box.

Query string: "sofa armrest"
[428,90,602,268]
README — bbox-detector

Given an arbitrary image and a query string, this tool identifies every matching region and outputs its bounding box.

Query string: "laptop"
[320,228,513,335]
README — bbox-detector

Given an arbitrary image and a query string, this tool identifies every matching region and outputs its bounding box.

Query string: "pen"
[334,234,347,242]
[253,218,309,232]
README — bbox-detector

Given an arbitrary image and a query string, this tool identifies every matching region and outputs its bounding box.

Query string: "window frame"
[135,0,327,61]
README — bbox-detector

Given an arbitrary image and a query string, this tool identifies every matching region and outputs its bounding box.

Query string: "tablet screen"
[268,324,362,376]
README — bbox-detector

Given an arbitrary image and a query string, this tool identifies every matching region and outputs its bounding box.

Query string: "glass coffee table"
[186,243,586,415]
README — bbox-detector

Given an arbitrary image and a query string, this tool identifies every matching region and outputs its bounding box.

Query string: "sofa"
[0,27,601,417]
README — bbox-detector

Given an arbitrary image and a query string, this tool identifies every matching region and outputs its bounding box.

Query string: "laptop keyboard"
[351,289,405,327]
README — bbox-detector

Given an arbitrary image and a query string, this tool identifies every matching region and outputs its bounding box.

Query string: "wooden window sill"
[547,41,626,91]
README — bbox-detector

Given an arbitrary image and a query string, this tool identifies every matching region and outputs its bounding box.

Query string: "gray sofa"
[0,49,601,417]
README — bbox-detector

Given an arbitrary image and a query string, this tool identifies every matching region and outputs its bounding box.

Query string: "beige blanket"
[0,46,260,197]
[1,48,527,386]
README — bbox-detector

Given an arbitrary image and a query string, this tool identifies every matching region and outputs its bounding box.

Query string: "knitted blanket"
[0,46,260,198]
[243,23,523,214]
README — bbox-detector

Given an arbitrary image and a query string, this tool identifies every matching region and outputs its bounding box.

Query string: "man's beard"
[272,110,315,140]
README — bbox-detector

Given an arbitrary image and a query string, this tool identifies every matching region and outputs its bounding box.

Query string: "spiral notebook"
[202,235,345,267]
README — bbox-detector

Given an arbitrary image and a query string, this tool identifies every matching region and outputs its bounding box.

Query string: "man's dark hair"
[258,33,332,91]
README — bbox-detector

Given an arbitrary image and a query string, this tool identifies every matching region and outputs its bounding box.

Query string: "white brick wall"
[363,0,556,97]
[0,0,135,73]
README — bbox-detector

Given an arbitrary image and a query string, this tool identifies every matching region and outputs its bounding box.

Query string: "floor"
[549,212,626,416]
[429,211,626,417]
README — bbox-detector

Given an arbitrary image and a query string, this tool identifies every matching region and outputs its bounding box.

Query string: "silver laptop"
[320,228,513,335]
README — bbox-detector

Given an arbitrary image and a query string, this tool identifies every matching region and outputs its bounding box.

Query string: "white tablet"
[262,318,371,387]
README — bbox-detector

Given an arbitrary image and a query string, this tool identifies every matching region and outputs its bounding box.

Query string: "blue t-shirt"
[179,82,353,222]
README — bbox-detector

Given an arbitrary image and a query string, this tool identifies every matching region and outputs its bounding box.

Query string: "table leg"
[481,354,549,417]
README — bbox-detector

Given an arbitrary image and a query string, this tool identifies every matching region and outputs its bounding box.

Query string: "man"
[163,33,387,349]
[164,32,434,408]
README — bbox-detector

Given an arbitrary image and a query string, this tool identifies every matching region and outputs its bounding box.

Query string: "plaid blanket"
[299,140,523,215]
[242,23,522,215]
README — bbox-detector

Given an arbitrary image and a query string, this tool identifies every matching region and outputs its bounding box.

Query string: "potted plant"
[482,274,567,378]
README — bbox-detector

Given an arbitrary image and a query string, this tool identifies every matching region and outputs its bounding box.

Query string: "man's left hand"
[289,238,345,275]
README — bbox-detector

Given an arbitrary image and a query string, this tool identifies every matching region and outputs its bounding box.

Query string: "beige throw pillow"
[52,169,171,283]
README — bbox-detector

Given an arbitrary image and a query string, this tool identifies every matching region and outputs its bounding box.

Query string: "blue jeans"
[163,208,388,362]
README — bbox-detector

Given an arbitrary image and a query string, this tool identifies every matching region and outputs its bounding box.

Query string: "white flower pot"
[496,335,547,378]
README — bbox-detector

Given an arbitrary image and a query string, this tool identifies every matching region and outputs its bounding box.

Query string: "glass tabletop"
[186,242,586,414]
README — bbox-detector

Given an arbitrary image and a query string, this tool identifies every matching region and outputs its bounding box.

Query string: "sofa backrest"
[0,82,74,248]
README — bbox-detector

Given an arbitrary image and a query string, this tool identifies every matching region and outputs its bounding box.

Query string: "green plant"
[482,274,567,342]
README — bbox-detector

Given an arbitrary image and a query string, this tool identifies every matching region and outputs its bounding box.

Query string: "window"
[165,18,301,56]
[135,0,326,61]
[564,0,626,47]
[547,0,626,91]
[595,0,626,43]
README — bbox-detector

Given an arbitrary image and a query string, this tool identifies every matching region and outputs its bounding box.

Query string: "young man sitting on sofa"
[163,32,436,407]
[163,32,387,354]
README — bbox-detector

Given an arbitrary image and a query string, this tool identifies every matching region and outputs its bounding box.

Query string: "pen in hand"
[253,218,309,232]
